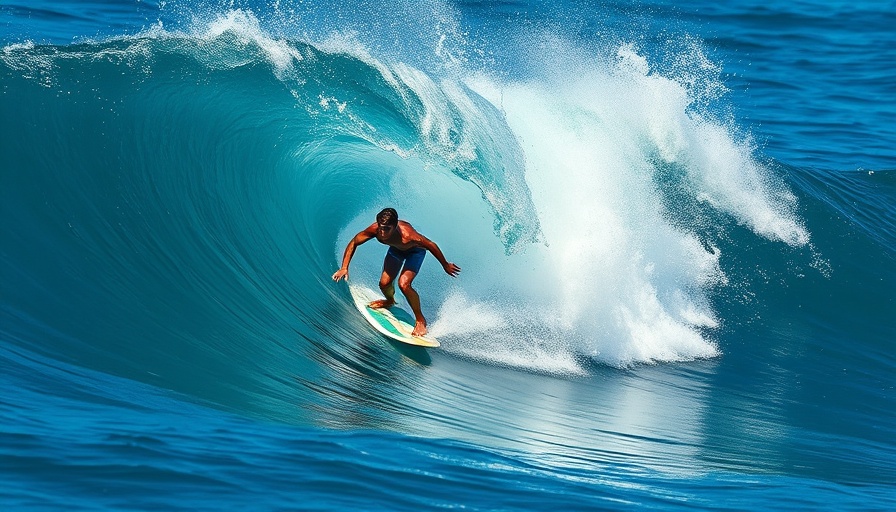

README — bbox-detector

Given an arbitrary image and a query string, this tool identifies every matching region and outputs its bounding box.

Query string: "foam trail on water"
[430,292,585,376]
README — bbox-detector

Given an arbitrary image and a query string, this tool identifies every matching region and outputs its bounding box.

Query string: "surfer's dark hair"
[376,208,398,226]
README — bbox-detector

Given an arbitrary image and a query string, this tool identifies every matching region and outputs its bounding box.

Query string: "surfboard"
[348,285,440,348]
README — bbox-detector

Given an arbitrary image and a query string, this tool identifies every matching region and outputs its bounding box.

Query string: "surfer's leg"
[398,269,426,336]
[370,251,402,309]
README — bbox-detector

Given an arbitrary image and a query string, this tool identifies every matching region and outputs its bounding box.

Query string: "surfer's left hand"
[443,262,461,277]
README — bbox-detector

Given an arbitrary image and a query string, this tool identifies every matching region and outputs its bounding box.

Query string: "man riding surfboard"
[332,208,461,336]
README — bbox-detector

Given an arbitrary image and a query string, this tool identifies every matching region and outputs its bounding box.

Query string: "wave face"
[1,9,812,372]
[1,1,895,510]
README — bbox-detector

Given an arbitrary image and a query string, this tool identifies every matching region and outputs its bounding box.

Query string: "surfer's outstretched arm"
[332,224,377,282]
[418,237,461,277]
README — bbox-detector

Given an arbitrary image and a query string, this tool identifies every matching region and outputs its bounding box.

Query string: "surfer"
[332,208,461,336]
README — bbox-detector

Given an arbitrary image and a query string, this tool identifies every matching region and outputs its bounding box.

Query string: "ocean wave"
[0,10,824,386]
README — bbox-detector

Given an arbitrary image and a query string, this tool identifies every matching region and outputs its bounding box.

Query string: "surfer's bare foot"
[412,320,427,337]
[368,298,395,309]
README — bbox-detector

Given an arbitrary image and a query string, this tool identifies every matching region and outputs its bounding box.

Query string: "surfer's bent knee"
[398,277,415,293]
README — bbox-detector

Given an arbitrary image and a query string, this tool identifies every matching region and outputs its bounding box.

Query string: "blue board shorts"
[386,246,427,273]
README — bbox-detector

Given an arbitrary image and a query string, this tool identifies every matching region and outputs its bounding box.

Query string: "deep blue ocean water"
[1,0,894,509]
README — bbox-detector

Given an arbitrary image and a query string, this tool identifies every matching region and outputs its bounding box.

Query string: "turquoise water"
[2,1,894,509]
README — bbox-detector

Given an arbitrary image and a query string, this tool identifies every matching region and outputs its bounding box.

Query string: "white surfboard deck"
[348,285,440,348]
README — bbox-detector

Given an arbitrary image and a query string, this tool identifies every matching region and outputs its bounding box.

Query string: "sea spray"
[424,37,807,369]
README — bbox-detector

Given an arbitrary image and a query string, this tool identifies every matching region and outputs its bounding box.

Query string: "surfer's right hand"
[332,269,348,282]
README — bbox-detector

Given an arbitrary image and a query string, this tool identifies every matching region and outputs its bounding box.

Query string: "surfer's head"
[376,207,399,240]
[376,208,398,227]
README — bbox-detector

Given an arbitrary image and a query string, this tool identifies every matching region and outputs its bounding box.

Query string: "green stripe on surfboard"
[365,306,406,337]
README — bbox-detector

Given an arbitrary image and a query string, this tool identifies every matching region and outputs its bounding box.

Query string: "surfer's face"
[376,223,397,241]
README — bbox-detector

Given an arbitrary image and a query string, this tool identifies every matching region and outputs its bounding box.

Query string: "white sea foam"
[429,292,586,376]
[199,10,303,72]
[417,39,808,370]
